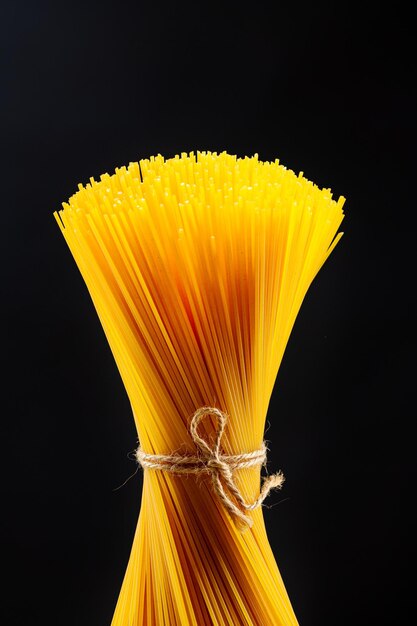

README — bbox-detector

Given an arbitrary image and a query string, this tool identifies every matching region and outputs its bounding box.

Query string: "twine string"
[136,406,284,529]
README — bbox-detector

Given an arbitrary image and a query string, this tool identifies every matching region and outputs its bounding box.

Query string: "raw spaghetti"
[55,151,345,626]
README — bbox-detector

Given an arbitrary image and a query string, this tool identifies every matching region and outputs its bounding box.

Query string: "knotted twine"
[136,407,284,529]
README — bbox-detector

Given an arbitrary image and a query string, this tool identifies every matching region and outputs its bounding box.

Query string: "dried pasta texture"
[55,151,344,626]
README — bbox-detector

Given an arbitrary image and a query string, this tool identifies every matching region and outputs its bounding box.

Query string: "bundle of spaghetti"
[55,151,344,626]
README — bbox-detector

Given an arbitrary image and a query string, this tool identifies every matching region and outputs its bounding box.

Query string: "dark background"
[2,2,415,625]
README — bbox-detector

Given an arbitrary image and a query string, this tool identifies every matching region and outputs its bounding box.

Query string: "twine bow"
[136,406,284,529]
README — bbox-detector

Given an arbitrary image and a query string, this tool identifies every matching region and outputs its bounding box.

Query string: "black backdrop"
[2,2,415,625]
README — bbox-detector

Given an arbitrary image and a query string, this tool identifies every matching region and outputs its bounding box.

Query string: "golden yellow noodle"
[55,151,344,625]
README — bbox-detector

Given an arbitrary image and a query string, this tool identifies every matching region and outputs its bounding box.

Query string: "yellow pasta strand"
[55,151,345,626]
